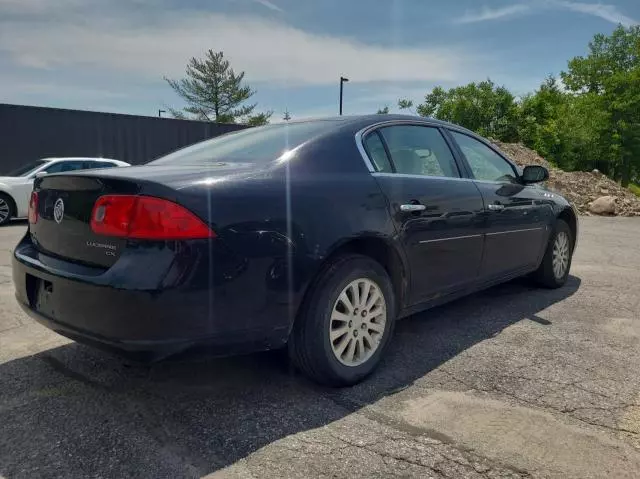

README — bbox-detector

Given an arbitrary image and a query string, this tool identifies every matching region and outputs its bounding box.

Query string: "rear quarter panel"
[175,133,398,335]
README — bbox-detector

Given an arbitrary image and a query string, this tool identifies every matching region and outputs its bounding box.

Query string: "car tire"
[533,219,573,289]
[288,254,396,387]
[0,193,14,226]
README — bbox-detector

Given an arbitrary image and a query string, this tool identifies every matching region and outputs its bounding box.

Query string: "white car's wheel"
[0,194,14,226]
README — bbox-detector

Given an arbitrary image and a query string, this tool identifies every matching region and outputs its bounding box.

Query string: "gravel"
[492,140,640,217]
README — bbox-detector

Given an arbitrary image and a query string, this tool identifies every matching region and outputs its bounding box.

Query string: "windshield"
[7,160,47,177]
[149,121,341,166]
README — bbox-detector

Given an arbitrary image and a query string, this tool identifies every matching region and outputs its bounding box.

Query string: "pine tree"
[165,50,271,125]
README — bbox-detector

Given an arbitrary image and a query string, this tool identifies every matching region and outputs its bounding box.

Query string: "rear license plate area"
[26,273,54,313]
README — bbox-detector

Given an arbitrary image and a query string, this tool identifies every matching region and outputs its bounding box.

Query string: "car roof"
[281,114,477,136]
[284,114,454,127]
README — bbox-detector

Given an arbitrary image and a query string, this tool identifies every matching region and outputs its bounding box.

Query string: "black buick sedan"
[12,115,578,386]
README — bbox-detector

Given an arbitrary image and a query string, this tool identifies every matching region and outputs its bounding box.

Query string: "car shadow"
[0,275,581,478]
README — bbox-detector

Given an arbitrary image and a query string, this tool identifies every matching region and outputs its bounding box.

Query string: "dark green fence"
[0,103,248,174]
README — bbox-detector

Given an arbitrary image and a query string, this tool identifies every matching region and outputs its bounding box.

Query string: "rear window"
[149,121,341,166]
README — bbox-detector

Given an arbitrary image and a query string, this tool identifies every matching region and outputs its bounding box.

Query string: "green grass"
[629,183,640,197]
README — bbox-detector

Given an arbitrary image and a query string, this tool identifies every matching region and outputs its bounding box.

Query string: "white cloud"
[554,1,638,26]
[3,82,125,99]
[0,11,477,87]
[455,1,638,26]
[455,4,532,24]
[252,0,283,13]
[0,0,86,13]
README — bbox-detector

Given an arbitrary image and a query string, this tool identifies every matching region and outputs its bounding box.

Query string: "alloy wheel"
[552,231,569,279]
[329,278,387,367]
[0,199,10,224]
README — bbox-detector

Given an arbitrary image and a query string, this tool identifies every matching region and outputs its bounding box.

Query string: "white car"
[0,157,130,225]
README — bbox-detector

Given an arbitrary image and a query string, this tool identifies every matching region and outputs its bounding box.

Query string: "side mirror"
[35,171,48,178]
[521,165,548,184]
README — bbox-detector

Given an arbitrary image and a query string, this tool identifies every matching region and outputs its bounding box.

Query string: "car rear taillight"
[28,191,38,224]
[90,195,215,240]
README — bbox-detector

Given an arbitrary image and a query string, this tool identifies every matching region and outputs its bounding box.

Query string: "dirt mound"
[492,141,553,170]
[491,140,640,217]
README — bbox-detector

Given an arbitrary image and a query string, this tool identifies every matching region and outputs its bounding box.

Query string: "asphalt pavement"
[1,217,639,478]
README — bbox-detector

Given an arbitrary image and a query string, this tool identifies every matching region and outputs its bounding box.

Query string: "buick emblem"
[53,198,65,224]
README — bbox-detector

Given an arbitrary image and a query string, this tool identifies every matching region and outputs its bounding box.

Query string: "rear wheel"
[533,219,573,288]
[0,194,14,226]
[288,255,396,387]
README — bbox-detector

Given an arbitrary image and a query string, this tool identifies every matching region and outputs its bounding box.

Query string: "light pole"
[158,109,166,118]
[339,76,349,115]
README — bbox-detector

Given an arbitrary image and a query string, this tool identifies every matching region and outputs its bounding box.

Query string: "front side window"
[8,160,47,177]
[450,131,518,183]
[378,125,460,178]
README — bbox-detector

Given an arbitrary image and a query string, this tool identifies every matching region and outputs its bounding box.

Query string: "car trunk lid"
[29,163,263,268]
[30,175,140,268]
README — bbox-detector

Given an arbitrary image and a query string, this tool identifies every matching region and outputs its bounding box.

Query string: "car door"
[361,123,486,306]
[447,130,553,279]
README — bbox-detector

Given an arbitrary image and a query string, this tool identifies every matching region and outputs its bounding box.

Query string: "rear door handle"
[487,204,505,211]
[400,204,426,212]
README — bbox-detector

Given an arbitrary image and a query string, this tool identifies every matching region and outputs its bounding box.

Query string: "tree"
[405,80,521,142]
[561,25,640,185]
[518,76,570,166]
[376,106,389,114]
[397,99,414,113]
[165,50,272,125]
[387,27,640,185]
[603,68,640,184]
[561,26,640,94]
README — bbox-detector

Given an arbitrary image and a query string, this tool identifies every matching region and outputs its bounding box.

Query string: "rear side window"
[378,125,460,178]
[150,121,341,166]
[85,161,118,169]
[363,132,393,172]
[8,160,47,177]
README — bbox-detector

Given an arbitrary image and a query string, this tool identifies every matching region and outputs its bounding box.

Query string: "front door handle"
[400,204,426,212]
[487,204,505,211]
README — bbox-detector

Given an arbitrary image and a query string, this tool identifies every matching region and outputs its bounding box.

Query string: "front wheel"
[533,219,573,288]
[288,255,396,387]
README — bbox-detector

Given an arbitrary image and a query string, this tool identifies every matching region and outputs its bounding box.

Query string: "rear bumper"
[16,300,194,361]
[12,235,294,360]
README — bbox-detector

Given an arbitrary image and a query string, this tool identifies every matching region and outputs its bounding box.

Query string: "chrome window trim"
[354,129,377,172]
[372,171,474,182]
[355,120,524,186]
[354,119,455,174]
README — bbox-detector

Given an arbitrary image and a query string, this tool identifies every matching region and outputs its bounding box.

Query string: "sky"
[0,0,638,121]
